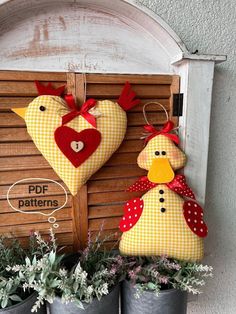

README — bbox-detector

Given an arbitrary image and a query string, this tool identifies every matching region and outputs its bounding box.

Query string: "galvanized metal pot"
[121,280,187,314]
[0,292,46,314]
[49,284,119,314]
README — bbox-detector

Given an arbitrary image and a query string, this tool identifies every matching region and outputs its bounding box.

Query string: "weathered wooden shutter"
[0,71,179,250]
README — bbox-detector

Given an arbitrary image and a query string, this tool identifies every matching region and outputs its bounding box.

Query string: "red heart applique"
[54,126,101,168]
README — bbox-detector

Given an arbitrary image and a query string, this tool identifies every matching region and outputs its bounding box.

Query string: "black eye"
[39,106,46,111]
[161,208,166,213]
[155,151,160,156]
[161,151,166,155]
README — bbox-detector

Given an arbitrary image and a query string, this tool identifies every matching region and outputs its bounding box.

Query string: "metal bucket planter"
[0,292,46,314]
[49,284,119,314]
[121,280,187,314]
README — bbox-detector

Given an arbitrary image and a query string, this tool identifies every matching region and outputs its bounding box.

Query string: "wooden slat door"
[72,73,180,249]
[0,71,74,251]
[0,71,179,250]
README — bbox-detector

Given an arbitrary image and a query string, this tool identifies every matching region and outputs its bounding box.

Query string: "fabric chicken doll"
[12,81,139,195]
[119,121,208,261]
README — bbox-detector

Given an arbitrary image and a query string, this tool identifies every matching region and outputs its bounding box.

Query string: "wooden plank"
[0,155,50,171]
[111,140,143,154]
[128,99,170,112]
[0,97,34,110]
[89,217,121,231]
[76,73,86,105]
[0,207,72,227]
[73,185,89,249]
[88,191,143,205]
[169,75,179,126]
[67,72,87,250]
[87,177,137,193]
[0,81,66,97]
[127,112,167,126]
[106,153,138,166]
[0,220,73,237]
[0,71,66,81]
[86,74,173,84]
[177,61,214,204]
[0,113,26,127]
[89,204,124,219]
[0,169,60,185]
[0,128,30,142]
[91,165,146,180]
[86,84,171,98]
[0,142,40,156]
[0,182,69,199]
[0,195,71,213]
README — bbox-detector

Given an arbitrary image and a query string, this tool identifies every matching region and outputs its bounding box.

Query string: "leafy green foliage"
[123,255,213,297]
[0,228,213,312]
[6,229,125,312]
[0,229,58,310]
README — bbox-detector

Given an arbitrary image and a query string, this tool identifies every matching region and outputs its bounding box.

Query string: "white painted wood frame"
[0,0,226,205]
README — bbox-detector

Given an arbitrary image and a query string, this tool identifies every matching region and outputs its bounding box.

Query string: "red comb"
[35,81,65,96]
[117,81,140,111]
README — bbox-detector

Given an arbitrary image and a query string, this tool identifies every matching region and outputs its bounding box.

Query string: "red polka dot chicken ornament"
[119,103,208,261]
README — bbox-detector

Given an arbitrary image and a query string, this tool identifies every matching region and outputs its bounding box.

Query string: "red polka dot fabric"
[167,174,195,200]
[127,174,196,200]
[126,176,157,192]
[183,200,208,238]
[119,197,144,232]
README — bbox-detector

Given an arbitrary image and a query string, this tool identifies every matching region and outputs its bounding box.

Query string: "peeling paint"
[43,20,49,41]
[59,16,66,31]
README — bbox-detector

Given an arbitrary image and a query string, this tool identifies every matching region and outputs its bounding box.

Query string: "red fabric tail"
[117,81,140,111]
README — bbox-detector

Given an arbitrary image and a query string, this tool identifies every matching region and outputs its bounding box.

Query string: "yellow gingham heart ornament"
[12,82,140,195]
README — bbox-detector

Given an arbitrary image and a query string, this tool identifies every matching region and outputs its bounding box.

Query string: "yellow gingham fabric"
[137,135,187,171]
[119,185,204,261]
[25,96,127,195]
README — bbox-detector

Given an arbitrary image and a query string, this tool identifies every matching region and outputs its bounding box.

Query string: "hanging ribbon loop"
[62,95,97,127]
[142,102,179,144]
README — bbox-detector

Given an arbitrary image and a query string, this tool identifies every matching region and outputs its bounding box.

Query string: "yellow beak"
[11,107,27,120]
[148,158,175,184]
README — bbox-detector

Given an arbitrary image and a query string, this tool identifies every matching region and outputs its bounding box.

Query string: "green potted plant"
[8,230,124,314]
[121,255,213,314]
[0,232,50,313]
